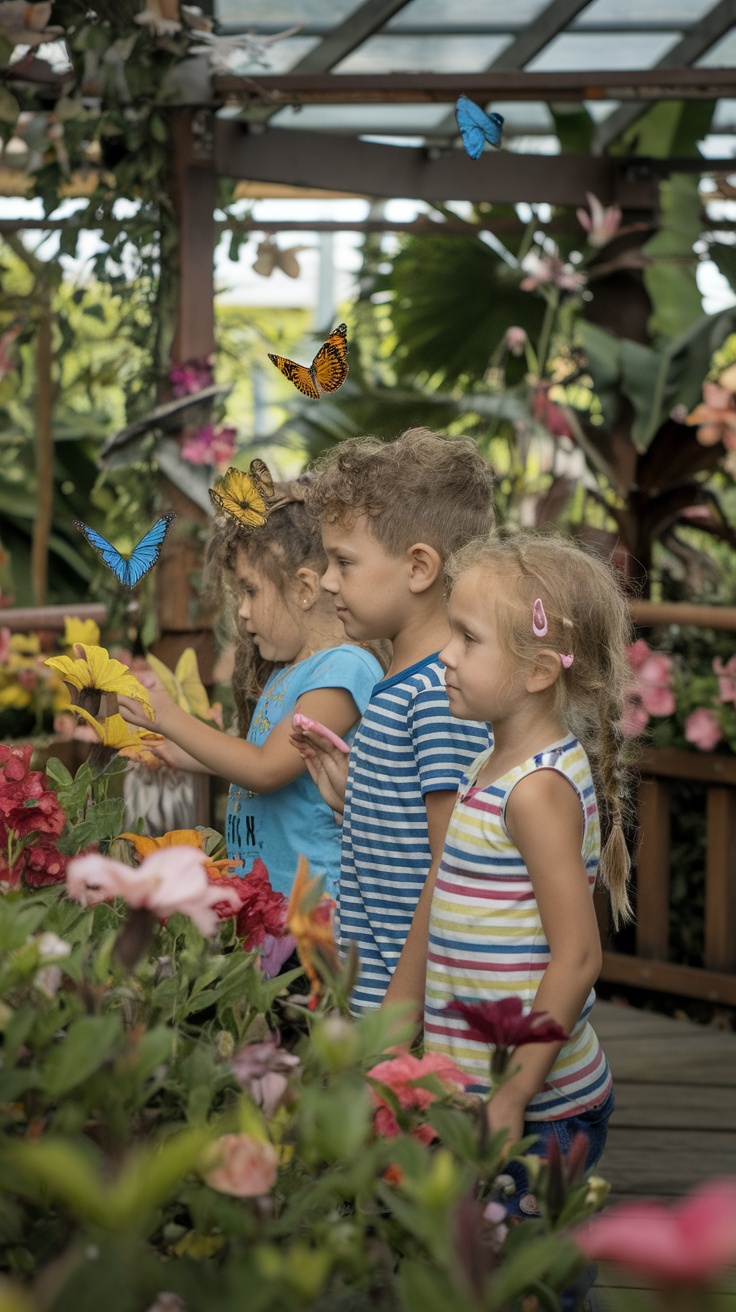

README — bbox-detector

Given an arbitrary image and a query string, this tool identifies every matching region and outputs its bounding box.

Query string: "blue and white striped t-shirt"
[339,654,492,1013]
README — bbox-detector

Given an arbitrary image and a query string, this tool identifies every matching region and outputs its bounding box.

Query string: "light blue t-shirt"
[339,654,493,1013]
[226,645,382,898]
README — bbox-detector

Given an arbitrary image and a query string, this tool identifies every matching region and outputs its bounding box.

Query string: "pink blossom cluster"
[367,1051,470,1146]
[168,356,214,397]
[622,640,675,738]
[180,422,237,469]
[0,743,68,888]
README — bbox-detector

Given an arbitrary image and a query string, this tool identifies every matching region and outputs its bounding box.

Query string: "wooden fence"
[600,599,736,1006]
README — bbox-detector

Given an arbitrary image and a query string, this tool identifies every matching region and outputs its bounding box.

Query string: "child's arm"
[488,770,603,1149]
[290,720,351,815]
[380,788,456,1033]
[118,680,362,794]
[149,740,215,774]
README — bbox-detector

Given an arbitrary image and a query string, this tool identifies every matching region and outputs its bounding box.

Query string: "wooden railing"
[600,598,736,1006]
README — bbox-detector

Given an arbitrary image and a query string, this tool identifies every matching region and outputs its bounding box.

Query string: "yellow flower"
[72,707,164,767]
[10,633,40,656]
[45,644,154,720]
[286,855,339,1007]
[0,684,31,710]
[118,829,242,879]
[63,617,100,649]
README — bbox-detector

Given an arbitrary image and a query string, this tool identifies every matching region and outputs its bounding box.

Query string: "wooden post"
[635,776,671,960]
[169,107,217,364]
[704,786,736,973]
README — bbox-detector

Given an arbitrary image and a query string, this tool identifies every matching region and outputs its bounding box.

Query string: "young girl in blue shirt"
[119,474,382,897]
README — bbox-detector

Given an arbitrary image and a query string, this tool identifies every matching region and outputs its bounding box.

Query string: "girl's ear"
[295,566,322,609]
[407,542,442,594]
[526,651,561,693]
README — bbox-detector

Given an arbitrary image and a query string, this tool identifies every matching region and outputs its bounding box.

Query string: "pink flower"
[180,423,236,468]
[573,1179,736,1284]
[66,847,242,937]
[203,1133,277,1197]
[625,642,675,718]
[504,326,527,356]
[232,1037,300,1119]
[576,193,622,248]
[620,697,650,739]
[368,1051,470,1141]
[713,654,736,706]
[684,707,723,752]
[169,356,214,397]
[520,250,586,294]
[685,380,736,449]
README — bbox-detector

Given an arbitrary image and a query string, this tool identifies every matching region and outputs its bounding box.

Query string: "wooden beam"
[597,0,736,149]
[214,66,736,105]
[600,950,736,1006]
[215,122,660,206]
[169,109,217,364]
[630,598,736,632]
[289,0,414,74]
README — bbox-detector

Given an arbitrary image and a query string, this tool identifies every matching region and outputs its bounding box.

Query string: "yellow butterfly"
[208,459,274,530]
[145,647,219,722]
[268,324,348,400]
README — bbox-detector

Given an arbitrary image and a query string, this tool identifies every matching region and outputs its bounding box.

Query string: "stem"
[536,289,560,378]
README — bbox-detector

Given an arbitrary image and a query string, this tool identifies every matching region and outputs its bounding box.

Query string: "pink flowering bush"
[622,634,736,755]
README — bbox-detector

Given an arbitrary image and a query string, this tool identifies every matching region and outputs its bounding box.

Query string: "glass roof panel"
[215,0,359,23]
[270,104,454,133]
[387,0,548,28]
[698,31,736,67]
[335,34,512,73]
[713,100,736,129]
[230,36,321,72]
[527,31,682,71]
[490,102,555,131]
[573,0,714,23]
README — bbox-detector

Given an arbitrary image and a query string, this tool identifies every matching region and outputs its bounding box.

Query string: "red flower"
[446,997,569,1048]
[207,872,250,921]
[235,858,289,949]
[445,997,569,1078]
[0,775,66,838]
[0,743,34,781]
[532,382,574,440]
[21,839,68,887]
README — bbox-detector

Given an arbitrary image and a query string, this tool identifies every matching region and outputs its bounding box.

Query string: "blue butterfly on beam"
[455,96,504,160]
[75,513,175,588]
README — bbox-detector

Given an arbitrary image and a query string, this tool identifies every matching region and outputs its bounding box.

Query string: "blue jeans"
[501,1089,615,1310]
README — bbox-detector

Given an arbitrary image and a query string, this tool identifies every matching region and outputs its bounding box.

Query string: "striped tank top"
[424,734,612,1120]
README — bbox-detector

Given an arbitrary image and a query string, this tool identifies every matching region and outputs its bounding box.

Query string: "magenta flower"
[684,707,723,752]
[445,996,569,1078]
[576,193,622,248]
[180,423,237,468]
[532,382,574,439]
[713,654,736,706]
[169,356,214,397]
[573,1179,736,1284]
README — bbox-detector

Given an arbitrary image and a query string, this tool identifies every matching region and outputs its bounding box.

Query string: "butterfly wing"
[75,513,174,588]
[455,96,504,159]
[311,323,349,395]
[248,457,274,501]
[267,352,320,400]
[75,522,134,586]
[174,647,211,719]
[209,466,271,529]
[145,650,183,706]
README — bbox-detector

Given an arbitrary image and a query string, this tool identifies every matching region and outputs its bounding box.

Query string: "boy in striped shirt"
[301,428,494,1012]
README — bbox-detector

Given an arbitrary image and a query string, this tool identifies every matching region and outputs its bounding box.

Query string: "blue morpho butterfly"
[75,513,175,588]
[455,95,504,160]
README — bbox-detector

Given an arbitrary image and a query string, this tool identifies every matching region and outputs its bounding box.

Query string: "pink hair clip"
[532,598,574,669]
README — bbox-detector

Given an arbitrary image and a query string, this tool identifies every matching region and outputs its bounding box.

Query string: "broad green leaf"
[42,1013,123,1097]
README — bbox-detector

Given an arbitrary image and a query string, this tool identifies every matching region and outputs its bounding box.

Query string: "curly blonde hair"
[446,530,635,927]
[308,427,495,558]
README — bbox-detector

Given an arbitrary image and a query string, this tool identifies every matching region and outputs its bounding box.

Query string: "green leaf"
[42,1014,123,1097]
[399,1260,468,1312]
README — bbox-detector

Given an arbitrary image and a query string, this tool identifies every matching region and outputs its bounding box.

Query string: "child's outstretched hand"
[290,714,350,818]
[118,668,176,733]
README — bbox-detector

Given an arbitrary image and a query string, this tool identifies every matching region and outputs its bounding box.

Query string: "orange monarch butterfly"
[267,323,348,400]
[209,460,274,530]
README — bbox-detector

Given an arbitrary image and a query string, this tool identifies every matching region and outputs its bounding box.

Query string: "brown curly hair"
[307,427,495,558]
[446,529,635,927]
[204,476,325,734]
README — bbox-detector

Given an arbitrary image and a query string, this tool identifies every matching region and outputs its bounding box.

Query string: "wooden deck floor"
[591,1000,736,1304]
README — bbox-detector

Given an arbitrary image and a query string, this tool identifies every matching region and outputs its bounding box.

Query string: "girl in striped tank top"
[418,531,634,1203]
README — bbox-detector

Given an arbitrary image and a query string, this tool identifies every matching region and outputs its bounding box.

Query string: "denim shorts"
[501,1087,615,1219]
